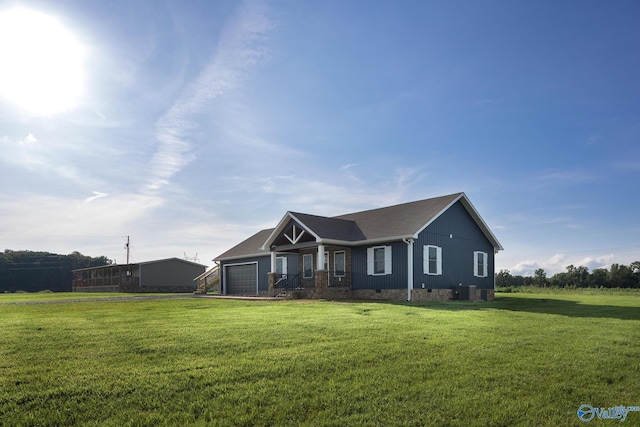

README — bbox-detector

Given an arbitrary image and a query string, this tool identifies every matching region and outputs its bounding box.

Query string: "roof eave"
[458,194,504,251]
[214,251,268,262]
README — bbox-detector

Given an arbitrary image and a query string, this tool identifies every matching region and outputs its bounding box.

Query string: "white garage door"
[225,263,258,295]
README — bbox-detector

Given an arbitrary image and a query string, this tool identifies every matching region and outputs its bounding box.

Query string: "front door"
[275,256,288,278]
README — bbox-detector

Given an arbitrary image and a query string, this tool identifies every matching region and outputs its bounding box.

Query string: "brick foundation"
[350,288,408,300]
[411,288,454,301]
[282,286,494,302]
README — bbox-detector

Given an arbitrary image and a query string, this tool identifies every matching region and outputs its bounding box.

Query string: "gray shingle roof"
[333,193,462,240]
[289,213,366,241]
[215,192,502,261]
[214,229,273,261]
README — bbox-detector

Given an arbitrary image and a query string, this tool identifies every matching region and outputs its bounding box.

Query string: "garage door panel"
[226,263,257,295]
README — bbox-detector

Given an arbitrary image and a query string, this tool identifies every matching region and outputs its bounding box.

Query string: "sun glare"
[0,7,85,116]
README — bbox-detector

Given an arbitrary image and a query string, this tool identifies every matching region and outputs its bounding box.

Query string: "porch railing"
[274,273,301,297]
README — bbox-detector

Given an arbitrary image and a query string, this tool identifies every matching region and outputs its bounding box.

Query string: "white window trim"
[324,251,329,271]
[423,245,442,275]
[367,246,392,276]
[303,253,313,279]
[474,251,488,278]
[334,251,346,277]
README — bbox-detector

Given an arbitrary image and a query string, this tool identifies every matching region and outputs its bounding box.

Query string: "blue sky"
[1,0,639,275]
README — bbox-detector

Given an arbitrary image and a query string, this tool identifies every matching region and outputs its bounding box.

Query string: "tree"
[609,263,636,288]
[0,250,111,292]
[532,268,547,287]
[549,271,567,288]
[495,269,514,288]
[564,265,589,288]
[590,268,610,288]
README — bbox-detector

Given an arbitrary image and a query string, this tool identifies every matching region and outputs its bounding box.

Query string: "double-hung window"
[374,247,385,274]
[303,254,313,279]
[423,245,442,275]
[367,246,392,275]
[334,251,345,277]
[474,251,488,277]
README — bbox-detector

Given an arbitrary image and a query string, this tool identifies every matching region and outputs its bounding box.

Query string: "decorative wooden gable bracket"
[284,224,306,245]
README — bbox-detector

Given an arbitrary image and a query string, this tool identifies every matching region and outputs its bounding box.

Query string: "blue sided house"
[214,193,503,301]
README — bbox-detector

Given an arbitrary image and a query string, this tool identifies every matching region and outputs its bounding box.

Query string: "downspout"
[403,238,414,301]
[493,249,498,292]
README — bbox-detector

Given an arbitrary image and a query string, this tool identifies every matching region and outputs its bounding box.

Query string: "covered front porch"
[263,219,354,298]
[267,244,353,298]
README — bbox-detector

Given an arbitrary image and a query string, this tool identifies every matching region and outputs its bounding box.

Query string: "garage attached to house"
[224,262,258,295]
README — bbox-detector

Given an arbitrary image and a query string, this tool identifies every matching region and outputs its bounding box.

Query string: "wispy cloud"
[0,134,83,182]
[472,96,511,106]
[534,169,599,184]
[0,192,162,257]
[84,191,108,203]
[339,163,361,170]
[222,166,430,218]
[20,133,37,144]
[145,0,273,194]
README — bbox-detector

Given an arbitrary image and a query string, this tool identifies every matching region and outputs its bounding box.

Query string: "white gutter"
[318,235,416,247]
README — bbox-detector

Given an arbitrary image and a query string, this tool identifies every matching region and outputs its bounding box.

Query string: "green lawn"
[1,292,639,426]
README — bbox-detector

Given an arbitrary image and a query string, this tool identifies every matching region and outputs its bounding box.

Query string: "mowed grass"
[1,293,639,426]
[0,292,186,303]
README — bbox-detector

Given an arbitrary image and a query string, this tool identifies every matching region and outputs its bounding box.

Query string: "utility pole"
[125,236,130,265]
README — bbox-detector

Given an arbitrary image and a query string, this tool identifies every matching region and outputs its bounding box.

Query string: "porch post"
[317,244,325,270]
[270,250,277,273]
[268,250,278,297]
[314,244,327,298]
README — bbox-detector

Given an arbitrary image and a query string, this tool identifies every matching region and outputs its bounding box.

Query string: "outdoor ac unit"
[458,285,476,301]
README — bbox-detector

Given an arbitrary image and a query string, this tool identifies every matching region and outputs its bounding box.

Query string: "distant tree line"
[0,250,112,292]
[496,261,640,289]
